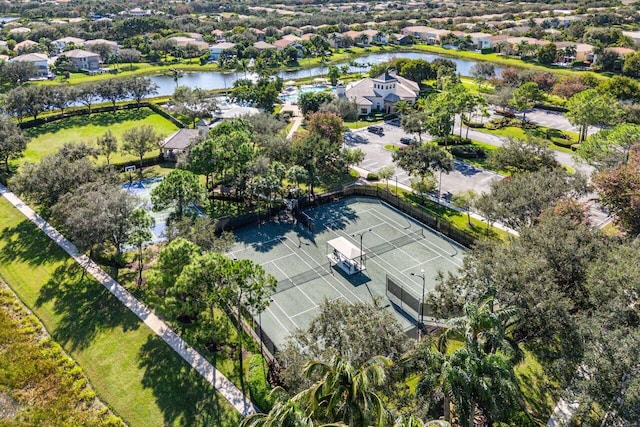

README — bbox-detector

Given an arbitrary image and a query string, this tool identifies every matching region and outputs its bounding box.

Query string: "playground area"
[228,197,466,350]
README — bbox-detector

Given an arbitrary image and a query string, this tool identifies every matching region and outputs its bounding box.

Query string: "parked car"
[400,136,415,144]
[367,125,384,135]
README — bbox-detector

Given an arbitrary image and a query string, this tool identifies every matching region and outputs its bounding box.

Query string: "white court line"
[378,199,467,258]
[369,206,464,269]
[400,255,442,273]
[279,236,366,305]
[270,298,301,330]
[259,252,297,266]
[317,207,377,229]
[270,261,317,307]
[290,296,342,319]
[369,228,422,264]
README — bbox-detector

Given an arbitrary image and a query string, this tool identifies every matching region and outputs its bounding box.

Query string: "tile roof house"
[53,36,85,54]
[59,49,102,71]
[13,39,38,52]
[84,39,119,54]
[159,128,203,161]
[209,42,236,60]
[253,41,277,50]
[337,71,420,116]
[11,52,50,78]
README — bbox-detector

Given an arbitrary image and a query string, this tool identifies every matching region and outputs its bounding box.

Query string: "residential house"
[400,26,460,44]
[282,34,302,42]
[125,8,153,17]
[362,29,387,45]
[273,38,300,50]
[488,34,510,52]
[623,31,640,44]
[159,128,203,161]
[337,71,420,116]
[555,41,594,62]
[209,42,236,60]
[9,27,31,36]
[211,29,225,42]
[59,49,102,71]
[186,33,204,42]
[394,34,413,46]
[52,36,85,54]
[250,28,266,41]
[169,36,209,51]
[13,40,38,52]
[468,32,492,50]
[343,30,368,46]
[253,41,277,51]
[84,39,118,55]
[11,53,50,78]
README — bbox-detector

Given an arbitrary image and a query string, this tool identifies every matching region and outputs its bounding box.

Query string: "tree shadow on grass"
[25,108,154,139]
[138,335,241,427]
[35,262,140,351]
[0,220,69,266]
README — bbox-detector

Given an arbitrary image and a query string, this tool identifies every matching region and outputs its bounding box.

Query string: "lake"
[149,51,503,97]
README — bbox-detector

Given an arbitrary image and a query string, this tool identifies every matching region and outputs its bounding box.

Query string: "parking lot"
[344,122,503,201]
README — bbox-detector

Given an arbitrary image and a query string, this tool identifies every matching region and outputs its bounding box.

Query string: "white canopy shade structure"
[327,237,361,260]
[326,237,364,275]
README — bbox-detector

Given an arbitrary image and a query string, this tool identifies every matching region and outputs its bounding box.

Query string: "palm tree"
[301,355,392,427]
[240,388,315,427]
[439,297,523,365]
[442,344,520,427]
[394,100,412,116]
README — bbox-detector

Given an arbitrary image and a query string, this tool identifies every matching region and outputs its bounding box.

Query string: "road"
[345,109,609,226]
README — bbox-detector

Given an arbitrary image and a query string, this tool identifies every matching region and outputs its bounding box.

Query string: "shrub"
[451,145,487,159]
[434,135,471,146]
[247,354,273,411]
[486,117,516,130]
[461,119,485,128]
[366,172,380,181]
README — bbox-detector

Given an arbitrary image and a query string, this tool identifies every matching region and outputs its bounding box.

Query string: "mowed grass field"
[19,108,179,167]
[0,196,241,427]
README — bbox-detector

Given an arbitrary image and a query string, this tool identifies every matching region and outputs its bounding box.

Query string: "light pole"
[352,228,372,270]
[411,268,426,341]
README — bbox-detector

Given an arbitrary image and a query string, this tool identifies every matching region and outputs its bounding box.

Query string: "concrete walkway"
[0,183,257,417]
[285,103,303,140]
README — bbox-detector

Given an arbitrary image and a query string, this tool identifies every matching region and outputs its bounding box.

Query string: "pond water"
[148,51,504,97]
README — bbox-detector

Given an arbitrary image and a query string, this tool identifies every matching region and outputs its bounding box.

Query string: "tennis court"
[229,197,466,350]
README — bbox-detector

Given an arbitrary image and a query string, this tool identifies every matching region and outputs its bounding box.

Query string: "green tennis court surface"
[229,197,466,349]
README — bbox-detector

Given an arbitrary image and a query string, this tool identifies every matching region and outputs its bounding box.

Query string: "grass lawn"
[515,349,561,425]
[19,108,179,167]
[0,196,241,427]
[376,183,509,241]
[409,44,607,81]
[475,125,578,154]
[344,119,384,130]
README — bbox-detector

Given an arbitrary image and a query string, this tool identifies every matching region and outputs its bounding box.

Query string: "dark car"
[400,136,414,144]
[367,125,384,135]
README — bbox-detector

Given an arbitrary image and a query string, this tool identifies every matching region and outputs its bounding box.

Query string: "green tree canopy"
[150,169,205,219]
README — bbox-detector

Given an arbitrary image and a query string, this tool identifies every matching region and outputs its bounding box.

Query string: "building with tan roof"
[337,71,420,116]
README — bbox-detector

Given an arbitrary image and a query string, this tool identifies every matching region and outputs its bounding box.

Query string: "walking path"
[0,183,257,417]
[285,103,303,140]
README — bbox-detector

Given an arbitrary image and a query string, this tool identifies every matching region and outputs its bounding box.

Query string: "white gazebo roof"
[327,237,362,260]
